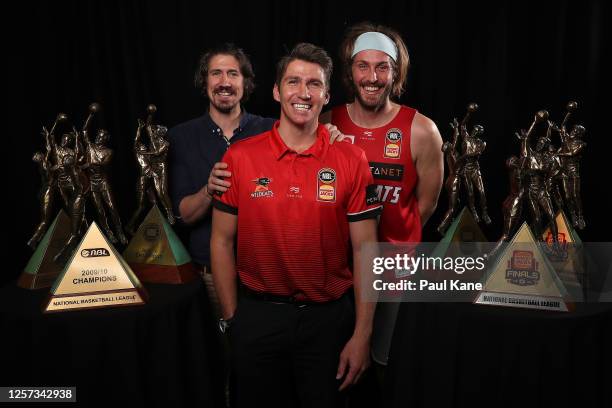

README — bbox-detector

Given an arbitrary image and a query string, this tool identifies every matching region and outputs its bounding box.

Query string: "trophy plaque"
[475,222,572,312]
[123,206,197,284]
[43,222,147,313]
[19,210,71,289]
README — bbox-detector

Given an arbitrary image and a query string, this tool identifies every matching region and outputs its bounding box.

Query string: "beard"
[353,81,393,111]
[210,99,238,114]
[209,85,241,114]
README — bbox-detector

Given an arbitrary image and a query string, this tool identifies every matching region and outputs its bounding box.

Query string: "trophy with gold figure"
[437,103,491,238]
[542,101,587,293]
[78,103,128,246]
[20,103,146,311]
[477,109,577,311]
[431,103,490,285]
[20,114,73,289]
[123,104,196,284]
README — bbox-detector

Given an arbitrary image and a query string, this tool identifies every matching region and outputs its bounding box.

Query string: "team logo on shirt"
[384,128,402,159]
[251,177,274,199]
[317,168,336,202]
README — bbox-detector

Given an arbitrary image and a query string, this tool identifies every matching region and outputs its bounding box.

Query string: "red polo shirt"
[213,121,382,302]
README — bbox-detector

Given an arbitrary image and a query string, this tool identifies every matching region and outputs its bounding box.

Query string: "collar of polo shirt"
[269,121,329,161]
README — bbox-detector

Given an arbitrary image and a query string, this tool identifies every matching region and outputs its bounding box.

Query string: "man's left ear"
[324,91,330,106]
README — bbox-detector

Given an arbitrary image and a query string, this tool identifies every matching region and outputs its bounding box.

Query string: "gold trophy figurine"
[517,110,560,248]
[437,117,462,235]
[50,121,88,264]
[552,101,586,229]
[457,118,491,225]
[438,103,490,235]
[126,104,176,234]
[27,113,66,249]
[79,103,128,245]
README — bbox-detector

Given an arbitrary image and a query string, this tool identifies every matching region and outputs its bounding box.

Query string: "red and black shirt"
[213,121,382,302]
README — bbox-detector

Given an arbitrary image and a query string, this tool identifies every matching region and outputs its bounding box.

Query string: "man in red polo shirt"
[320,22,444,369]
[211,43,381,408]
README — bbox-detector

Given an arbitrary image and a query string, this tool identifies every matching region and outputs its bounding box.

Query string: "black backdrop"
[5,0,611,286]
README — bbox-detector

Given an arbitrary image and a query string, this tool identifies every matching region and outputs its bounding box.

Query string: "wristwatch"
[218,317,234,334]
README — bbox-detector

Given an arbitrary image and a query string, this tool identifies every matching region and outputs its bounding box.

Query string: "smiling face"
[351,49,394,110]
[206,54,244,114]
[273,59,329,128]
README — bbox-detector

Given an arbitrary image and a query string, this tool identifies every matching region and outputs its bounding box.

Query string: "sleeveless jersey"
[331,105,421,243]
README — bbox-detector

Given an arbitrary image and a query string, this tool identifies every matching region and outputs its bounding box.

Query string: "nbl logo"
[384,128,402,159]
[81,248,110,258]
[317,168,336,202]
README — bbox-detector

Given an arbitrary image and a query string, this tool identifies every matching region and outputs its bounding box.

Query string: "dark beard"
[210,99,238,114]
[354,84,392,112]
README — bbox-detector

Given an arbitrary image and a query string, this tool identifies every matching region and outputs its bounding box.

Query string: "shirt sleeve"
[212,147,239,215]
[347,150,382,222]
[168,128,196,217]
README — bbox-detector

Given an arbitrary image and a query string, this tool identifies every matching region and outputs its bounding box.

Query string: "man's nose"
[220,72,230,85]
[298,82,311,99]
[366,68,378,83]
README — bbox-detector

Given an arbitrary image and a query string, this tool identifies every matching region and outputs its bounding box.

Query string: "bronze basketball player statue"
[438,103,491,235]
[79,103,128,245]
[27,114,67,249]
[126,104,176,235]
[551,101,586,229]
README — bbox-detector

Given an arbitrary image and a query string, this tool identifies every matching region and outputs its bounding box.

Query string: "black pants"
[229,292,355,408]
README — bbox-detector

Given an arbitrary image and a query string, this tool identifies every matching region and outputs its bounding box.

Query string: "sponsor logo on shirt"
[251,177,274,199]
[369,162,404,181]
[384,128,402,159]
[366,184,381,206]
[317,168,336,203]
[287,185,303,199]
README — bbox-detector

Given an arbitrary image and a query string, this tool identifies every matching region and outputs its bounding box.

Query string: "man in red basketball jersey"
[321,22,444,367]
[211,43,382,408]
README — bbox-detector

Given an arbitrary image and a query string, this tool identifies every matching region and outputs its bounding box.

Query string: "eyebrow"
[209,68,240,73]
[353,59,390,65]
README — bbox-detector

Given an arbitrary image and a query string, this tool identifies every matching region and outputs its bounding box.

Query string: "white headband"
[351,32,398,61]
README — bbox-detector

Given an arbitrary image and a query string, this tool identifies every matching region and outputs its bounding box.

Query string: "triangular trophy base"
[474,291,574,312]
[474,222,573,312]
[43,221,148,313]
[19,210,71,290]
[43,287,148,313]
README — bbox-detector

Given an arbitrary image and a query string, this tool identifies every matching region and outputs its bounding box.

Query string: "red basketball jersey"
[331,105,422,243]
